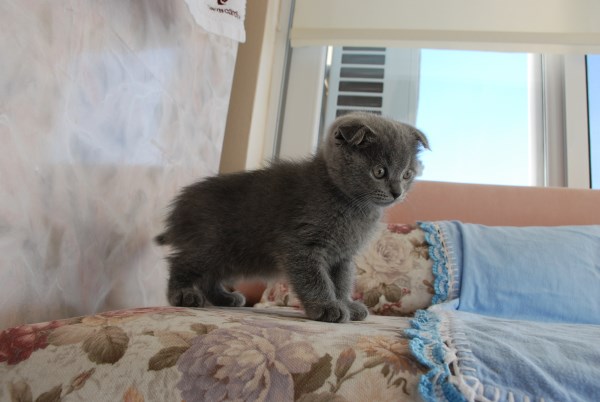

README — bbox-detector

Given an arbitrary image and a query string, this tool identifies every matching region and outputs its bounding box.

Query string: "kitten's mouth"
[374,195,406,207]
[373,199,396,207]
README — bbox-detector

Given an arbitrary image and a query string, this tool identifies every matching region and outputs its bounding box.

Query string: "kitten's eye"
[372,166,387,179]
[402,169,415,180]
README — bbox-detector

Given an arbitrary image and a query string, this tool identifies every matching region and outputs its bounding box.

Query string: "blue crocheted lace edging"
[405,310,466,402]
[419,222,452,304]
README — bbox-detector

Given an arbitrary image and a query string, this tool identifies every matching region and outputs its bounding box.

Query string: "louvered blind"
[323,47,421,130]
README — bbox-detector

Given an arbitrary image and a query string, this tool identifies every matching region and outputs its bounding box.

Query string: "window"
[415,50,530,185]
[322,48,531,185]
[276,47,594,188]
[272,0,600,188]
[588,55,600,189]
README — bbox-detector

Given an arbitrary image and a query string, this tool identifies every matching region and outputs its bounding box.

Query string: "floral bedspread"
[1,306,425,402]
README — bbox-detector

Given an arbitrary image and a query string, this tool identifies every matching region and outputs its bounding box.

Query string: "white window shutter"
[323,47,421,131]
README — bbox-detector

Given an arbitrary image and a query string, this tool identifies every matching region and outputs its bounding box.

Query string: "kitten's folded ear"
[414,129,430,150]
[334,123,374,146]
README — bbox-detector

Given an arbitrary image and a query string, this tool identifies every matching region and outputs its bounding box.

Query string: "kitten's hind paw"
[168,287,205,307]
[221,291,246,308]
[304,301,350,323]
[345,300,369,321]
[205,289,246,307]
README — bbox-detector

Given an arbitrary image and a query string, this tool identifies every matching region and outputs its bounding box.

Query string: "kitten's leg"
[331,260,369,321]
[198,278,246,307]
[167,251,244,308]
[167,255,206,307]
[285,254,350,323]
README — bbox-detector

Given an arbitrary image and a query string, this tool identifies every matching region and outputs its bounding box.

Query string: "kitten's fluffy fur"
[155,113,428,323]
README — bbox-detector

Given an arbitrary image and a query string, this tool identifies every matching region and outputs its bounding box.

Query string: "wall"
[220,0,289,173]
[0,0,238,328]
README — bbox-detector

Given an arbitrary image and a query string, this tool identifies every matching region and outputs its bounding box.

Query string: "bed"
[1,181,599,402]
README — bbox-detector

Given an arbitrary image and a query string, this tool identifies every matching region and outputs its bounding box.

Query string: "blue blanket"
[408,222,600,402]
[407,308,600,402]
[420,221,600,324]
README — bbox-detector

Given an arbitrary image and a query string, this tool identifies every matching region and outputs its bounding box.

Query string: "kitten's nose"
[391,191,401,200]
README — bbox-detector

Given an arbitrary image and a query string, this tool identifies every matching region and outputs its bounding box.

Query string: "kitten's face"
[321,113,429,207]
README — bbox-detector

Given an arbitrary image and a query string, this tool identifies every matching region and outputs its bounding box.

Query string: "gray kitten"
[155,112,429,323]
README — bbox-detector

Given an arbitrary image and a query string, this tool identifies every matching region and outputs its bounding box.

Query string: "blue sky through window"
[415,50,530,186]
[588,55,600,189]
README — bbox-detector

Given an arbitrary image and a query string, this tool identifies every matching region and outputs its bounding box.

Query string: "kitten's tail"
[154,233,169,246]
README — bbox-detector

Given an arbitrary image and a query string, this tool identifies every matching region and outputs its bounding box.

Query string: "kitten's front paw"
[345,300,369,321]
[168,287,205,307]
[304,301,350,323]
